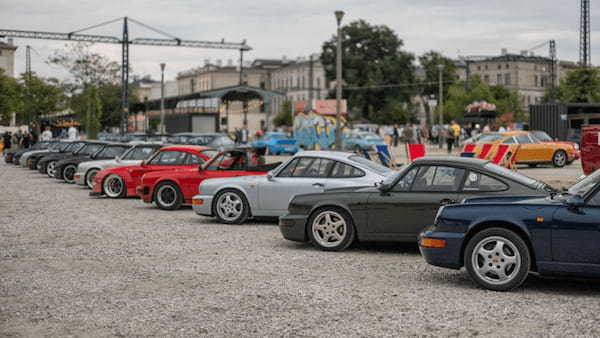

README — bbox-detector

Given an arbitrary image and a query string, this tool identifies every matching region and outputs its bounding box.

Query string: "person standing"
[445,125,455,154]
[41,126,53,141]
[68,126,78,140]
[450,120,461,149]
[392,124,399,147]
[2,132,12,154]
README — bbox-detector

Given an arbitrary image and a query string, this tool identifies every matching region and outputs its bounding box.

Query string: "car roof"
[295,150,356,161]
[413,156,490,168]
[159,145,214,152]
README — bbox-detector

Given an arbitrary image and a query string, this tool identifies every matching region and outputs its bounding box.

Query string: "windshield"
[77,144,103,155]
[121,146,158,160]
[568,170,600,196]
[532,131,553,142]
[348,155,392,175]
[477,133,503,143]
[483,163,539,187]
[95,146,127,158]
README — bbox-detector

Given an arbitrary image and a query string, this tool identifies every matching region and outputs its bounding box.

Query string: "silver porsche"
[74,143,162,188]
[192,150,393,224]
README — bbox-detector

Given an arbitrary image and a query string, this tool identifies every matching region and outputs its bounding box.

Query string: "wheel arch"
[461,220,537,271]
[211,186,253,217]
[304,203,356,242]
[151,178,181,203]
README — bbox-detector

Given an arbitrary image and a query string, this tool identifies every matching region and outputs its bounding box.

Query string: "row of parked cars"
[5,136,600,291]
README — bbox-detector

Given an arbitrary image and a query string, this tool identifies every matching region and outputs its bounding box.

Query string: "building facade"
[0,39,17,78]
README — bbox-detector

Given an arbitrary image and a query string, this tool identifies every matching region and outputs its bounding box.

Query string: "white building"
[0,39,17,78]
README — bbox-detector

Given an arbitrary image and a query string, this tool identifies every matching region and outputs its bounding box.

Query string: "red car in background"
[137,146,280,210]
[581,125,600,175]
[91,145,217,199]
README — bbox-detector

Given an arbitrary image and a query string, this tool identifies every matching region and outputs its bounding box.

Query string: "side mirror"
[565,194,585,208]
[378,182,392,192]
[267,172,274,181]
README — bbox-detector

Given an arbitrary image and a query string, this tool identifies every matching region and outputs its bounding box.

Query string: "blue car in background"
[343,131,386,151]
[419,169,600,291]
[252,132,299,155]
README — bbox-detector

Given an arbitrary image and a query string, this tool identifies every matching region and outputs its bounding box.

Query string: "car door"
[551,189,600,265]
[514,133,547,163]
[367,165,464,239]
[258,157,332,212]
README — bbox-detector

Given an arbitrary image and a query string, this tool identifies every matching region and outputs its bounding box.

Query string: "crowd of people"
[1,124,79,154]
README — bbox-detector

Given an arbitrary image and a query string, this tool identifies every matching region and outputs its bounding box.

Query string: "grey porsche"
[278,157,553,251]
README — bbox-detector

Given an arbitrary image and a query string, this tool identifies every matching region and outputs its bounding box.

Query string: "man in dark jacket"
[3,132,12,154]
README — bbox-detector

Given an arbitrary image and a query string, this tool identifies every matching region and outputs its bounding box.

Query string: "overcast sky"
[1,0,598,82]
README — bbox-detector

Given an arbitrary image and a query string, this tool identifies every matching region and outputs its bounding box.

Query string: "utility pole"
[437,63,444,149]
[25,45,31,76]
[549,40,557,102]
[239,48,244,85]
[334,10,344,150]
[308,54,314,112]
[120,17,129,135]
[160,63,166,134]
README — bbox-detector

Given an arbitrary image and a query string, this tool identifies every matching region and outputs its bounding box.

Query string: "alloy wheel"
[85,169,99,189]
[216,192,244,222]
[157,184,177,208]
[311,210,348,248]
[63,165,77,183]
[103,175,124,198]
[471,236,521,286]
[46,161,57,177]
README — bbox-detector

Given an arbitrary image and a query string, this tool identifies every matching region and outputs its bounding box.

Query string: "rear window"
[348,155,391,175]
[483,163,539,187]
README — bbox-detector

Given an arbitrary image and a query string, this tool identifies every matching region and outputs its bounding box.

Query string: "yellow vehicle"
[475,131,575,167]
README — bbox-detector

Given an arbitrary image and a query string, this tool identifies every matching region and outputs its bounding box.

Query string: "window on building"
[477,65,481,71]
[497,64,501,69]
[504,73,511,86]
[534,75,539,87]
[297,77,300,88]
[190,79,195,93]
[505,64,509,69]
[260,81,265,89]
[497,74,502,84]
[316,77,321,89]
[484,75,490,83]
[485,64,488,70]
[301,76,305,89]
[527,96,531,104]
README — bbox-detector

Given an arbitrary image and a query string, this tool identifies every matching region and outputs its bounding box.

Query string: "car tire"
[63,164,77,183]
[154,181,183,211]
[103,174,126,198]
[46,160,57,178]
[85,169,99,189]
[552,150,567,168]
[307,207,356,252]
[464,227,531,291]
[213,189,250,224]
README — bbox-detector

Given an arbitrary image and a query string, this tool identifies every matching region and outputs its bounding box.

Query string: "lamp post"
[437,63,444,148]
[334,10,344,150]
[159,63,166,134]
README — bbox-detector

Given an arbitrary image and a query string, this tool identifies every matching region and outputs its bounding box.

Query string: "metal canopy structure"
[0,17,252,134]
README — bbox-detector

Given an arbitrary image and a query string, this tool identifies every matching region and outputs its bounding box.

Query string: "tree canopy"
[17,73,65,125]
[273,100,293,127]
[418,51,457,99]
[0,69,21,124]
[321,20,415,120]
[556,66,600,103]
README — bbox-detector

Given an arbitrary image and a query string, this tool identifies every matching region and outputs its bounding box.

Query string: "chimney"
[501,48,507,56]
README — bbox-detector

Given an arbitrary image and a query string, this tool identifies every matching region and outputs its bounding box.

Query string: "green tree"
[321,20,415,120]
[368,101,410,125]
[17,73,64,125]
[273,100,293,127]
[84,87,103,139]
[418,51,457,98]
[444,76,524,122]
[556,66,600,103]
[0,69,21,124]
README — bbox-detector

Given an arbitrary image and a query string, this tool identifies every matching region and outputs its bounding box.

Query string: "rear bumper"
[278,213,309,242]
[191,194,213,216]
[418,227,465,270]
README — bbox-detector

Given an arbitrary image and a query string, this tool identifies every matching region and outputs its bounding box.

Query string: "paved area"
[1,159,599,337]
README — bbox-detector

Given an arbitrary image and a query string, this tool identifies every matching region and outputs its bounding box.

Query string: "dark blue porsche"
[419,170,600,291]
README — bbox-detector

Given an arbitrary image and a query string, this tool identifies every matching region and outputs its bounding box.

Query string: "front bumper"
[278,213,309,242]
[418,226,466,270]
[191,194,213,216]
[74,171,86,185]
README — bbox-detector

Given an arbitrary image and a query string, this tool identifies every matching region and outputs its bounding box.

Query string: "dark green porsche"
[278,157,553,251]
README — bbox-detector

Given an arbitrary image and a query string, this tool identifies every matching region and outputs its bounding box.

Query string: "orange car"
[474,131,576,167]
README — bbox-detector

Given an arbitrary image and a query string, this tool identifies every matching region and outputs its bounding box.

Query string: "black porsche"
[53,142,130,183]
[278,156,553,251]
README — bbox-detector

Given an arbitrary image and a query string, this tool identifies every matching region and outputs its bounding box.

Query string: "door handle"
[440,199,456,205]
[312,182,324,188]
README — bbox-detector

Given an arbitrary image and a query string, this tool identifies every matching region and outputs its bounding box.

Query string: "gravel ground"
[1,159,600,337]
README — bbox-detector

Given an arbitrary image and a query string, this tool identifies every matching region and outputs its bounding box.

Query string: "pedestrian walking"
[41,126,53,141]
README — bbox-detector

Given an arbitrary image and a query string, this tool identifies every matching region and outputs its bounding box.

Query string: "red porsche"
[136,146,280,210]
[90,145,216,199]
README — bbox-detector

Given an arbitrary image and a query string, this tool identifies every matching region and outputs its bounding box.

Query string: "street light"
[334,10,344,150]
[437,63,444,148]
[160,63,166,134]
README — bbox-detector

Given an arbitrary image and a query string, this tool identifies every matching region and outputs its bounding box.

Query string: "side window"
[185,153,204,165]
[462,171,508,192]
[304,158,335,178]
[149,151,187,165]
[289,158,317,177]
[412,166,465,192]
[330,161,365,178]
[515,134,533,144]
[502,137,516,144]
[277,158,300,177]
[392,166,420,192]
